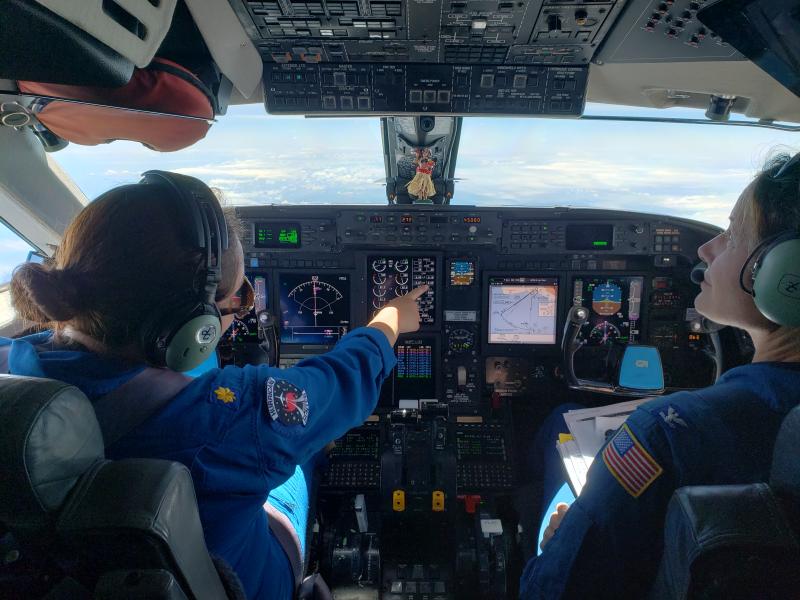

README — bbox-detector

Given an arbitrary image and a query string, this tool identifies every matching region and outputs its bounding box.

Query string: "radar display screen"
[255,222,301,248]
[572,276,643,346]
[229,274,269,343]
[279,273,350,344]
[450,259,475,286]
[369,256,436,324]
[488,276,559,344]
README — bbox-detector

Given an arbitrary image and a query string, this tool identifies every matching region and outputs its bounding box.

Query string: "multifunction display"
[279,273,350,344]
[395,338,435,400]
[572,276,643,346]
[369,256,436,324]
[566,224,614,251]
[488,276,559,345]
[255,222,301,248]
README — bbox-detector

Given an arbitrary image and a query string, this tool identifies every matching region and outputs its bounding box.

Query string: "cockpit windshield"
[51,102,798,228]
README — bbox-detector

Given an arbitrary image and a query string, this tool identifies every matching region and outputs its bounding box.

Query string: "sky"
[1,101,798,283]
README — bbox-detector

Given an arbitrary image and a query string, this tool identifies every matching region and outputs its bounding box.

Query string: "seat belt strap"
[92,368,193,448]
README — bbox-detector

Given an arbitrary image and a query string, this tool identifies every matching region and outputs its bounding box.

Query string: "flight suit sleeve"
[520,407,677,600]
[250,326,396,485]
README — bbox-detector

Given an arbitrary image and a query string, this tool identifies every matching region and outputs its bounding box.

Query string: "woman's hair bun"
[10,263,82,323]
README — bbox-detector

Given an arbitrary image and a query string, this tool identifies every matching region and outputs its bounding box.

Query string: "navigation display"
[369,256,436,324]
[572,276,643,346]
[278,273,350,344]
[229,274,268,343]
[488,276,559,344]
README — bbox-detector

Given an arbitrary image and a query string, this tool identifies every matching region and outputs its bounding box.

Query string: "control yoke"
[561,306,666,397]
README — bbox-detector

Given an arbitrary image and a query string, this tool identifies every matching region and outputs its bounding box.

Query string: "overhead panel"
[231,0,630,116]
[596,0,744,63]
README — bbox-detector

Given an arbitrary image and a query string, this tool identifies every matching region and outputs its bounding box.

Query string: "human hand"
[540,502,570,551]
[368,285,429,345]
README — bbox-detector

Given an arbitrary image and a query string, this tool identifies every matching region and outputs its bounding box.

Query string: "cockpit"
[1,1,799,599]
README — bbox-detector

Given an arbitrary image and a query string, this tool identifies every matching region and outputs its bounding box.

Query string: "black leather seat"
[650,404,800,599]
[0,374,232,599]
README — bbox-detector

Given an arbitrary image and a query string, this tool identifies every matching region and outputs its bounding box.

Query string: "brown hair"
[10,182,242,356]
[745,152,800,247]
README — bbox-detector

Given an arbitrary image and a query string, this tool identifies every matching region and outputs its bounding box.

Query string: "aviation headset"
[739,230,800,327]
[690,154,800,328]
[138,170,229,371]
[738,153,800,328]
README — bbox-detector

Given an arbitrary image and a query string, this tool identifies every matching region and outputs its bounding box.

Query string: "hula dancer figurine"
[406,148,437,201]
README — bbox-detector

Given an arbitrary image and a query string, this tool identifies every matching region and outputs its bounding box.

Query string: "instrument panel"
[226,205,734,596]
[225,205,727,411]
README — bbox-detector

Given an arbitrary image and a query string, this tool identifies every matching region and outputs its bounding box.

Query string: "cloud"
[46,103,800,229]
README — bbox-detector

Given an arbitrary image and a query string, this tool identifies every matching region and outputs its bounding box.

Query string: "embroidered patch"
[602,424,663,498]
[265,377,309,426]
[214,387,236,404]
[659,405,688,429]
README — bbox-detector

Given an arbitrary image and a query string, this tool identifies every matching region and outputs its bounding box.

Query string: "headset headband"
[140,170,228,301]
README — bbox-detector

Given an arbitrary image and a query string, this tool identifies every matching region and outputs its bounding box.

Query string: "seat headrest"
[770,404,800,500]
[0,375,104,532]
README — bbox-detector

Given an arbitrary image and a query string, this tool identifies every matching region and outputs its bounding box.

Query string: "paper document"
[557,398,652,496]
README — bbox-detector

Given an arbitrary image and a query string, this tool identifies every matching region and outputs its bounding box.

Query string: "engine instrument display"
[395,337,436,400]
[572,276,643,346]
[229,274,269,343]
[369,256,436,324]
[279,273,350,344]
[487,276,559,345]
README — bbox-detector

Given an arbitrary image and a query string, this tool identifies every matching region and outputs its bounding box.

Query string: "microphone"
[690,262,707,285]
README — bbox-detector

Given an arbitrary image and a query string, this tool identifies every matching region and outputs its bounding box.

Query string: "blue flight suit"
[521,361,800,599]
[1,327,396,600]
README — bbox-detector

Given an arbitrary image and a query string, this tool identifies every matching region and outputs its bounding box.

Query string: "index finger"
[406,284,429,300]
[556,503,570,514]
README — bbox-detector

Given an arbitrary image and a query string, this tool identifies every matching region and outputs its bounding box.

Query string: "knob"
[468,225,478,234]
[631,224,644,234]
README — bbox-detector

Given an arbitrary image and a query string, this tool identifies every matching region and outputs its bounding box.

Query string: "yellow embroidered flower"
[214,387,236,404]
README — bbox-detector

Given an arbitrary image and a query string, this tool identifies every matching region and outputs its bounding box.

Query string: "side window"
[0,221,38,327]
[0,221,37,285]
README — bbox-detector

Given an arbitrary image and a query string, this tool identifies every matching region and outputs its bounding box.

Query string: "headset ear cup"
[752,237,800,327]
[164,310,222,372]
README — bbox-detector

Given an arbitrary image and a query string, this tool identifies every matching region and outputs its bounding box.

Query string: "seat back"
[0,374,230,599]
[650,404,800,599]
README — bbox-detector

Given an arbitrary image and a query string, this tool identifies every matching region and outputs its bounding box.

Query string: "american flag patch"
[602,424,663,498]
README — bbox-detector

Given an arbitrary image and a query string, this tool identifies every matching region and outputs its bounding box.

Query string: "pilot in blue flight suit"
[4,172,429,600]
[521,153,800,599]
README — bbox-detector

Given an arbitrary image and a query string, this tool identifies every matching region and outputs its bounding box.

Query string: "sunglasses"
[219,275,255,319]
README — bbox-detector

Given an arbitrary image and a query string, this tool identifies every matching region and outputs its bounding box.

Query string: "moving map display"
[572,276,643,346]
[488,276,559,344]
[279,273,350,344]
[369,256,436,324]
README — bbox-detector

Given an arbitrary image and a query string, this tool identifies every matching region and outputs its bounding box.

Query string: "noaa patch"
[265,377,309,426]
